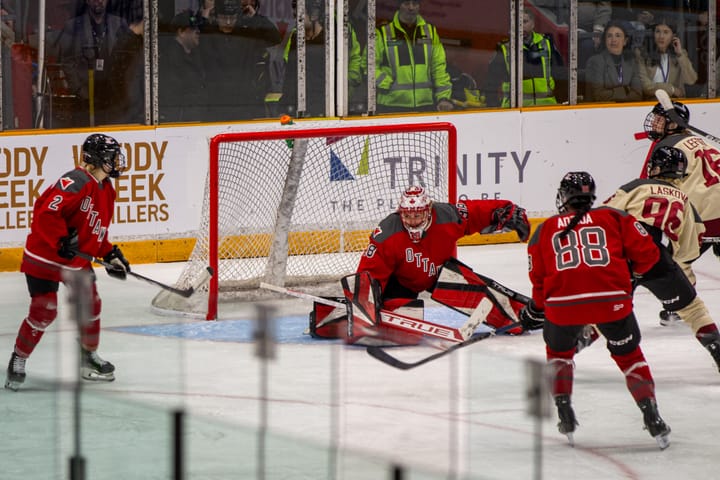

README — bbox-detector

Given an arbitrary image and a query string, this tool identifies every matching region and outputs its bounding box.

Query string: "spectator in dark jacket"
[584,20,642,102]
[159,10,209,122]
[200,0,281,120]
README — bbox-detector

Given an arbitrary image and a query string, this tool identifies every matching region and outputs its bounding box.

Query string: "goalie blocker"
[308,260,528,345]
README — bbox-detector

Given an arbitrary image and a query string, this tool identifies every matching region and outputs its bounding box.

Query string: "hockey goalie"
[308,186,533,346]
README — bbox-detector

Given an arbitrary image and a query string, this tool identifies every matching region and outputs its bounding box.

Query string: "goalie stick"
[655,89,720,144]
[366,320,522,370]
[74,251,213,298]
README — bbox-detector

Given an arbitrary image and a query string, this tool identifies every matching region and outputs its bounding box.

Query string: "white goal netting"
[152,122,456,319]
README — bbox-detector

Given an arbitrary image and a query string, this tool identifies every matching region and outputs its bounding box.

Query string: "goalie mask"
[398,185,432,243]
[643,101,690,140]
[648,146,687,179]
[82,134,126,178]
[556,171,596,214]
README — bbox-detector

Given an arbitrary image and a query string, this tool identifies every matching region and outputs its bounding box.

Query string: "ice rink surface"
[1,242,719,479]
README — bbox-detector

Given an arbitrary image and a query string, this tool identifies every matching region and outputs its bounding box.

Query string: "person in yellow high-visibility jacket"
[483,9,567,108]
[375,0,454,114]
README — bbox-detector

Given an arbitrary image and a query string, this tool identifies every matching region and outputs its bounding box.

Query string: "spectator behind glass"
[280,0,328,117]
[200,0,280,121]
[635,16,697,99]
[158,10,209,122]
[584,20,642,102]
[573,1,613,68]
[107,19,144,124]
[57,0,130,126]
[374,0,453,114]
[483,8,566,108]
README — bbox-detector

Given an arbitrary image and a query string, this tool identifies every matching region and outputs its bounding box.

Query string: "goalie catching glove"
[103,245,130,280]
[519,301,545,331]
[481,204,530,241]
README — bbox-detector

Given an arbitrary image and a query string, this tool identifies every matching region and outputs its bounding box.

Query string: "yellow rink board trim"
[0,219,545,272]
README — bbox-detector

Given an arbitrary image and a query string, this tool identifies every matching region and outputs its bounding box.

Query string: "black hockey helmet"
[556,171,596,214]
[643,101,690,140]
[82,134,126,178]
[648,146,687,179]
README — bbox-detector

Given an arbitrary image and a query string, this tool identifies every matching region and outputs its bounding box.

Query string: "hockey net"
[152,122,457,319]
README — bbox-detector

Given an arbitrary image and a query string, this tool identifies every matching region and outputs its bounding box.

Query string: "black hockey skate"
[555,395,578,446]
[704,340,720,373]
[5,352,26,391]
[81,349,115,382]
[638,398,671,450]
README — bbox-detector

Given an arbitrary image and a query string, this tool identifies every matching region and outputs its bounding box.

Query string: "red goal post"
[152,122,457,320]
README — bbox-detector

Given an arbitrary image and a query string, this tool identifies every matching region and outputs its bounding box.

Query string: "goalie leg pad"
[433,259,524,334]
[432,259,489,315]
[308,298,348,339]
[342,272,382,339]
[345,298,425,346]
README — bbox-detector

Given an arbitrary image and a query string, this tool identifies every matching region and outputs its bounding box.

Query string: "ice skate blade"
[4,379,22,391]
[655,433,670,450]
[81,369,116,382]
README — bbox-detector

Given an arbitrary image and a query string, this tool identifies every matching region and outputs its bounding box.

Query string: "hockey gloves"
[482,204,531,242]
[58,229,79,259]
[519,301,545,331]
[103,245,131,280]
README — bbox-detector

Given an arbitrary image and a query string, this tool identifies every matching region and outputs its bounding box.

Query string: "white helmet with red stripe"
[398,185,433,243]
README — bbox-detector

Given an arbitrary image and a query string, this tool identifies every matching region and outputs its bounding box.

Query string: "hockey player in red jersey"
[604,146,720,371]
[310,185,531,343]
[5,133,130,391]
[522,171,671,449]
[357,185,529,296]
[353,185,530,334]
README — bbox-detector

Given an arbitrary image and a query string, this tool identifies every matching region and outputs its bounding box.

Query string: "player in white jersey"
[606,146,720,372]
[641,101,720,324]
[642,101,720,248]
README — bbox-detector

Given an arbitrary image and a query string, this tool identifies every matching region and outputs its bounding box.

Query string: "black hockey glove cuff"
[103,245,130,280]
[519,301,545,331]
[58,229,79,259]
[481,204,531,242]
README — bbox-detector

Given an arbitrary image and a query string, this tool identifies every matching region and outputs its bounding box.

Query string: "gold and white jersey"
[604,178,705,282]
[655,133,720,236]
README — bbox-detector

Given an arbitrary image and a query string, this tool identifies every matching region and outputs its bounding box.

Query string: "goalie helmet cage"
[152,122,457,320]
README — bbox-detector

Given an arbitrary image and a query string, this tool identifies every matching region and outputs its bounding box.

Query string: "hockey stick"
[474,271,532,306]
[366,320,522,370]
[259,282,345,308]
[74,251,213,298]
[655,89,720,144]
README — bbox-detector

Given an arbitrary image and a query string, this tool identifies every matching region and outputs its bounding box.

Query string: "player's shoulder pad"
[433,202,462,225]
[371,213,405,243]
[54,168,90,194]
[617,177,657,193]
